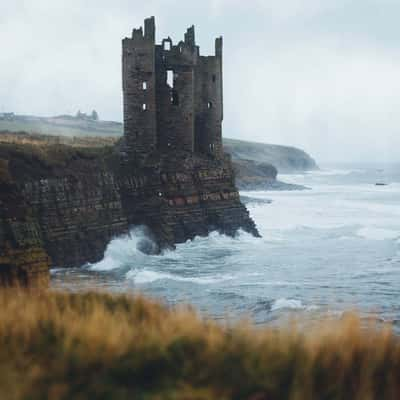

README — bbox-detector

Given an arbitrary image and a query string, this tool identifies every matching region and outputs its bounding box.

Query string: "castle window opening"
[164,41,171,51]
[142,103,147,111]
[167,70,174,88]
[212,74,216,82]
[208,101,213,109]
[142,82,147,90]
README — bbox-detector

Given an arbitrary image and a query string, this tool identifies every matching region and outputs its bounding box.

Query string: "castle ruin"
[122,17,223,162]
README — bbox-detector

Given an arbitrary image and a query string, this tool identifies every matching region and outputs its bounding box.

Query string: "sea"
[52,163,400,328]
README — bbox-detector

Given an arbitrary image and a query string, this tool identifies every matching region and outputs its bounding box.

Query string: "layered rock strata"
[0,143,258,276]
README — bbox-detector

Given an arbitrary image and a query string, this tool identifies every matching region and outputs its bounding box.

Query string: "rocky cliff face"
[233,160,278,189]
[224,138,318,173]
[0,141,258,275]
[0,163,50,286]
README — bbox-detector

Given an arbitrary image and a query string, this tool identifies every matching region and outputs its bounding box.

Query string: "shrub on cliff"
[0,290,398,399]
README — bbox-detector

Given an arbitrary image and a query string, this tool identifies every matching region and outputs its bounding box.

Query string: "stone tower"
[122,17,223,163]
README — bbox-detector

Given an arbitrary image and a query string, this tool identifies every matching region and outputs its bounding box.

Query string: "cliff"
[224,138,318,173]
[0,162,50,287]
[0,137,258,274]
[233,159,277,189]
[232,159,310,191]
[0,117,318,172]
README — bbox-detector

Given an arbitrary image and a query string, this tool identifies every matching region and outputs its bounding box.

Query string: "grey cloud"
[1,0,399,162]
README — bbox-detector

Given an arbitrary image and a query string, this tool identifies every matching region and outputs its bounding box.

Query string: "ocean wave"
[126,268,234,285]
[88,226,158,271]
[271,298,304,311]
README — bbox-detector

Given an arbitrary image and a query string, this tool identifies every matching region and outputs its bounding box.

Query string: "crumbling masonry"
[122,16,223,162]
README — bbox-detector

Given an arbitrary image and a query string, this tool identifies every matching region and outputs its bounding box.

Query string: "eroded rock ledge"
[0,142,258,280]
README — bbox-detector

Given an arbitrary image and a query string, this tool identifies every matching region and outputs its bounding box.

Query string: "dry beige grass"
[0,131,118,148]
[0,290,398,400]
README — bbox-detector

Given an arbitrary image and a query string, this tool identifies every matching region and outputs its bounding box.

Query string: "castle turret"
[122,16,157,163]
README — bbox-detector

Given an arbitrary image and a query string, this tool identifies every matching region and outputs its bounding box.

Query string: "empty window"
[164,41,171,51]
[212,75,216,82]
[207,101,213,109]
[142,104,147,111]
[179,46,183,53]
[167,71,174,86]
[142,81,147,90]
[167,70,174,88]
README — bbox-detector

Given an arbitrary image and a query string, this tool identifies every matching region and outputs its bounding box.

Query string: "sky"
[1,0,400,163]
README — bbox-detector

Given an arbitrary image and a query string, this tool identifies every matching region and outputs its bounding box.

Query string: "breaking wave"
[88,226,159,271]
[126,269,234,285]
[270,298,320,312]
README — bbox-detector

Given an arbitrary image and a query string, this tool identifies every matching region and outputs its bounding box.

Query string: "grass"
[0,131,120,183]
[0,118,123,138]
[0,130,118,148]
[0,290,398,399]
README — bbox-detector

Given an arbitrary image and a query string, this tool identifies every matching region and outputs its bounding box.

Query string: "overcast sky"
[1,0,400,163]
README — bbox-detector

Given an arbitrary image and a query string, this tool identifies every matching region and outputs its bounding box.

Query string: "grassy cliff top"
[0,290,397,400]
[0,132,116,182]
[0,115,318,172]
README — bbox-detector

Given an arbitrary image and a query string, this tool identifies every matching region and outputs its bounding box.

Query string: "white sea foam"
[271,298,304,311]
[89,226,158,271]
[127,268,234,285]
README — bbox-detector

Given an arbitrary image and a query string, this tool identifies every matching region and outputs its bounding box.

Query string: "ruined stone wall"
[155,39,196,152]
[123,18,224,160]
[194,38,223,158]
[122,17,157,163]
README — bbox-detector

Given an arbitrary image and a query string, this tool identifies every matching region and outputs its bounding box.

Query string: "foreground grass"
[0,291,399,400]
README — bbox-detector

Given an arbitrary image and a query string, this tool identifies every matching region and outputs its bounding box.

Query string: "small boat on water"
[375,182,388,186]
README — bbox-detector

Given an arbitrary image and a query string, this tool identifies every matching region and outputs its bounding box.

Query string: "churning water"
[52,164,400,327]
